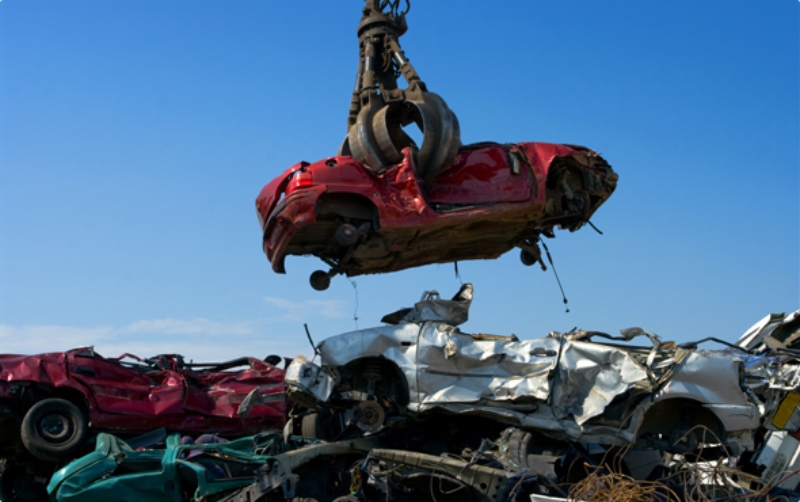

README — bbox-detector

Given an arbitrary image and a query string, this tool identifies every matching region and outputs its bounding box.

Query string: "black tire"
[520,249,538,266]
[20,398,88,461]
[301,413,320,439]
[309,271,331,291]
[300,410,343,441]
[264,354,282,366]
[334,223,359,246]
[503,428,566,483]
[668,426,700,454]
[505,428,534,467]
[0,461,49,502]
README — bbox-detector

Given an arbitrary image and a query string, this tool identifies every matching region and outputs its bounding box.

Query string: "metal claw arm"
[340,0,461,182]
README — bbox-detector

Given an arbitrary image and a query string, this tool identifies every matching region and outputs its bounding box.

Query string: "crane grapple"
[339,0,462,182]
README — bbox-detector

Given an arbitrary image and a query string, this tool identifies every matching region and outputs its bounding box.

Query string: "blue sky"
[1,1,798,362]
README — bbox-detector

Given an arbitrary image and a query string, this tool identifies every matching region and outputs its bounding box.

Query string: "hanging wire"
[453,261,462,283]
[587,220,603,235]
[350,279,360,329]
[304,323,320,359]
[541,241,569,313]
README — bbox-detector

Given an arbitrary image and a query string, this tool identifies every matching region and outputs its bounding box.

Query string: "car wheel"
[301,413,320,438]
[0,461,49,502]
[503,428,566,481]
[20,398,88,461]
[334,223,359,246]
[520,249,539,266]
[668,426,700,454]
[505,428,535,467]
[300,410,344,441]
[264,354,282,366]
[309,271,331,291]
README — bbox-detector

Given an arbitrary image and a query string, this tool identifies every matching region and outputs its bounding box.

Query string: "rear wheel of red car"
[20,398,88,461]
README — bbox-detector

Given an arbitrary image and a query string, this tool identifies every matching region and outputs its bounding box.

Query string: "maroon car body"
[0,348,285,460]
[256,142,617,288]
[0,349,286,499]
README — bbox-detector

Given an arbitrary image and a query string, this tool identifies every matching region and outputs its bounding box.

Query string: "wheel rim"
[335,223,358,246]
[38,412,74,443]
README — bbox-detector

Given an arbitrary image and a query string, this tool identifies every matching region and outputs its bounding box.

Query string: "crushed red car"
[0,348,286,466]
[256,141,618,290]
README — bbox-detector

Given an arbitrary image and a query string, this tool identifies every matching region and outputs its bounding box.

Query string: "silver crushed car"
[736,309,800,431]
[286,284,760,457]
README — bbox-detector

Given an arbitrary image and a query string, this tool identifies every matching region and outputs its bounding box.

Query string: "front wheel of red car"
[520,249,539,266]
[20,398,88,461]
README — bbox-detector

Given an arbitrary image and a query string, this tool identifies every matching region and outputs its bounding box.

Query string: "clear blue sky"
[1,1,798,362]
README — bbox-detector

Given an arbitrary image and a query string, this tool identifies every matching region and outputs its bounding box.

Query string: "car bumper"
[263,185,327,273]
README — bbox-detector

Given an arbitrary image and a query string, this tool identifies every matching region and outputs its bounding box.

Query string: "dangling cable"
[453,261,462,283]
[304,324,320,358]
[541,241,569,313]
[350,279,360,329]
[587,220,603,235]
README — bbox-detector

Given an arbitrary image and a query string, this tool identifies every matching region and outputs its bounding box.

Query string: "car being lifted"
[256,142,617,290]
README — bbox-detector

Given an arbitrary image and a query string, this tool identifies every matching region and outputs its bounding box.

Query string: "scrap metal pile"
[11,294,800,501]
[2,2,797,501]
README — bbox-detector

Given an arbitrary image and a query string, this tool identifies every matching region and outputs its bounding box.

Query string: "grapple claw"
[372,101,415,165]
[342,1,461,180]
[407,92,461,180]
[347,95,393,170]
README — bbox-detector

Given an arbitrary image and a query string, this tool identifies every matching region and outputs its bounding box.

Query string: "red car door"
[67,353,185,416]
[425,143,534,206]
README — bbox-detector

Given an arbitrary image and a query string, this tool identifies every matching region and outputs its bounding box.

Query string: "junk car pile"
[3,1,796,501]
[20,291,800,501]
[0,351,286,501]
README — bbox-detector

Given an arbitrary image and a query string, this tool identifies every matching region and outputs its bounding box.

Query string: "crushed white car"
[736,309,800,432]
[286,284,760,457]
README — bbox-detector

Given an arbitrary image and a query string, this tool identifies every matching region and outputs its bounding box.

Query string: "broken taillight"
[285,170,313,195]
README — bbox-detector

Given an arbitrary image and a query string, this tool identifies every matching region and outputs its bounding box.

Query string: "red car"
[0,348,286,467]
[256,141,617,290]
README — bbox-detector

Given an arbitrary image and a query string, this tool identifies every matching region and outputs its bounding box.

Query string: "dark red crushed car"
[0,348,286,466]
[256,141,618,290]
